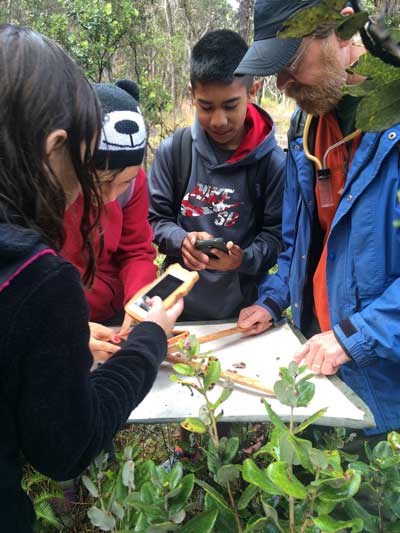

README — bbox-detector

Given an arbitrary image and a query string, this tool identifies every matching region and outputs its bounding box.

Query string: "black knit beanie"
[93,79,146,170]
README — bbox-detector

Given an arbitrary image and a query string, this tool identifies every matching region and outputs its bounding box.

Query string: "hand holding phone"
[125,263,198,322]
[195,238,228,259]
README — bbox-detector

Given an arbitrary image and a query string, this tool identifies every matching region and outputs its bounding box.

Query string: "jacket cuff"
[125,321,168,366]
[333,318,377,368]
[255,296,282,323]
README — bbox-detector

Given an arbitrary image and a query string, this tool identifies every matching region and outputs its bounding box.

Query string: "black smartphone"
[195,238,228,259]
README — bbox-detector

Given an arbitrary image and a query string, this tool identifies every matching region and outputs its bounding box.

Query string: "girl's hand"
[144,296,184,335]
[89,321,121,362]
[118,312,134,338]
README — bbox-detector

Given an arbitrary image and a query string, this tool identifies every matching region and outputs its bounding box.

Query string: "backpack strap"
[248,156,270,229]
[172,127,193,216]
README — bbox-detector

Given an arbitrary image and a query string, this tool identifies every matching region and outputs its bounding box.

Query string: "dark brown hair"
[0,24,103,285]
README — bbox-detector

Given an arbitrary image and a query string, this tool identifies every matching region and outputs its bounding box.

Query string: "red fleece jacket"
[62,167,157,322]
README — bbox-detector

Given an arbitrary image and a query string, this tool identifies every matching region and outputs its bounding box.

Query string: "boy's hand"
[293,330,351,375]
[182,231,212,271]
[207,241,243,271]
[89,322,121,362]
[237,305,273,336]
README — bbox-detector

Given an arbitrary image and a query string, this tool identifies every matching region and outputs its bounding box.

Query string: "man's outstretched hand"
[293,330,351,375]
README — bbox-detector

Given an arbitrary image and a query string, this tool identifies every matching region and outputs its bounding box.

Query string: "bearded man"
[235,0,400,438]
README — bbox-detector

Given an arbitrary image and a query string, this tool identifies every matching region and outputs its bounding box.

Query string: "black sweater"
[0,250,167,532]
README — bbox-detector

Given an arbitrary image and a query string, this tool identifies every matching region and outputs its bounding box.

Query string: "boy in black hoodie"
[148,29,285,321]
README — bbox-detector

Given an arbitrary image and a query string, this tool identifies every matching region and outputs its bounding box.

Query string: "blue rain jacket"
[257,113,400,434]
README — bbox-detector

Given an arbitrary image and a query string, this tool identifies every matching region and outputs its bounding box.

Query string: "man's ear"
[249,80,261,100]
[45,129,67,159]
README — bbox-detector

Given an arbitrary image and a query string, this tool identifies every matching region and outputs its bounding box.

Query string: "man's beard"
[285,43,347,116]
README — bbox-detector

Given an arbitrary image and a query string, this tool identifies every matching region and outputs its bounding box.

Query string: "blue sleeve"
[148,136,187,256]
[255,148,300,321]
[334,278,400,367]
[239,146,285,276]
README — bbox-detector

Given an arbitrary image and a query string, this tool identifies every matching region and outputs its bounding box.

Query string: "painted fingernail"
[113,335,121,343]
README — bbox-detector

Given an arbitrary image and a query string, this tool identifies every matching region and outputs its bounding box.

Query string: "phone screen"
[135,274,184,311]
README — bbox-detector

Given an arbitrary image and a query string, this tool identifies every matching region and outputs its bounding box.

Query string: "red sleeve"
[117,167,157,303]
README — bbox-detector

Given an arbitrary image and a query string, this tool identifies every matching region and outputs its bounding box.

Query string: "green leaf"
[389,431,400,452]
[104,3,112,16]
[260,496,285,532]
[204,359,221,391]
[267,461,307,499]
[323,450,343,476]
[180,417,207,433]
[312,514,363,532]
[195,478,232,513]
[309,448,329,470]
[242,458,285,496]
[237,484,259,510]
[168,474,195,509]
[211,386,233,409]
[315,470,361,501]
[167,461,183,490]
[336,11,369,40]
[111,501,124,521]
[220,436,240,464]
[244,516,283,532]
[356,79,400,131]
[342,498,380,532]
[262,399,287,431]
[122,459,135,489]
[278,0,345,39]
[216,464,241,485]
[179,510,218,533]
[204,492,237,532]
[81,475,99,498]
[87,506,116,531]
[284,434,314,471]
[294,408,327,434]
[295,380,315,407]
[172,363,195,376]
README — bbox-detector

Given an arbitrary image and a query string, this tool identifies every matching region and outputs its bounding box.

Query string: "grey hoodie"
[148,104,285,320]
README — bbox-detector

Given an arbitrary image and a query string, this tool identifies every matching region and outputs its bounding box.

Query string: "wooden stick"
[166,353,274,396]
[197,325,247,345]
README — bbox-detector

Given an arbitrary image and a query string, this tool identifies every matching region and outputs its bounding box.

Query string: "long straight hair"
[0,24,103,285]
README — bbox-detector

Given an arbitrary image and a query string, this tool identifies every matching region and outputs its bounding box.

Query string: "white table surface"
[128,320,375,429]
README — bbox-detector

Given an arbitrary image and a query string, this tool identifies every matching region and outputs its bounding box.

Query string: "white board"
[128,321,375,429]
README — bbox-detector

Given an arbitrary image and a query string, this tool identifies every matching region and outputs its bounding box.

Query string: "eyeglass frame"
[281,36,316,77]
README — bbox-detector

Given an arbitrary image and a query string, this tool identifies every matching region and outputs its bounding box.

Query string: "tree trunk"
[238,0,254,43]
[374,0,400,17]
[164,0,177,109]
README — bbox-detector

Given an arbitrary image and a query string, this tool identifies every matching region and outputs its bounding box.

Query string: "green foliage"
[278,0,400,132]
[82,445,197,531]
[344,52,400,131]
[21,469,65,532]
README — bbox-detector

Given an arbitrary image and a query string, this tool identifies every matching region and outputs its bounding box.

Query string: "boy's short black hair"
[190,29,254,91]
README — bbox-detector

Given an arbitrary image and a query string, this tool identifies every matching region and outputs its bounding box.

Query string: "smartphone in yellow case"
[125,263,199,322]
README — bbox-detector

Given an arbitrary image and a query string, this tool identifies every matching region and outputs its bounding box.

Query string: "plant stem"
[300,468,320,533]
[289,406,295,532]
[227,481,243,533]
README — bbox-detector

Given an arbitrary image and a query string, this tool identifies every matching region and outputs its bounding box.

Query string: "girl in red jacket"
[62,80,157,360]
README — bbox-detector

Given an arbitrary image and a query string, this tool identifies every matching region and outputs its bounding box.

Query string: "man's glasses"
[283,36,315,77]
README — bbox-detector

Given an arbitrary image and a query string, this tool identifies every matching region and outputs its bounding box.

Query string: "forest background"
[2,1,400,531]
[1,0,398,156]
